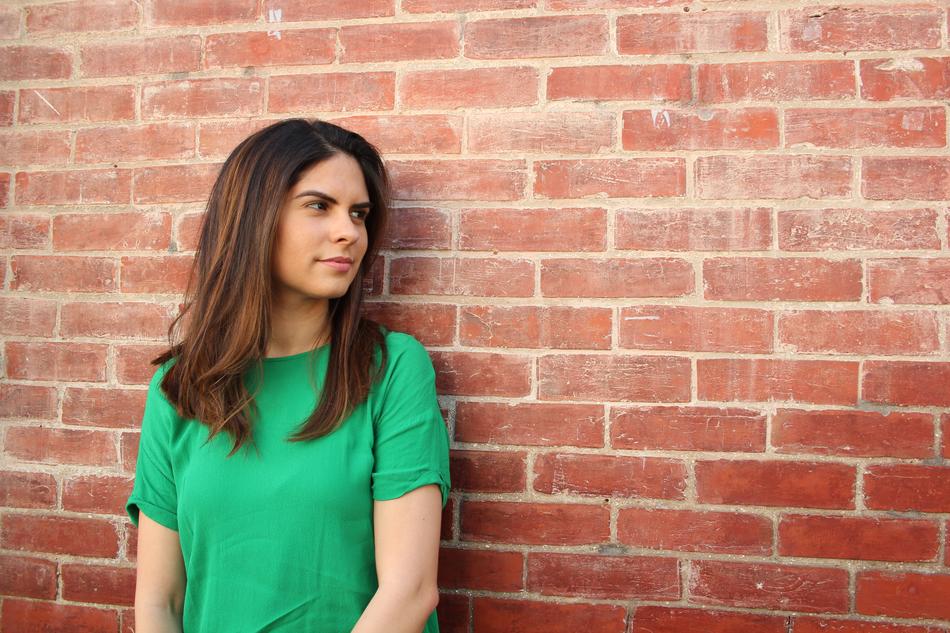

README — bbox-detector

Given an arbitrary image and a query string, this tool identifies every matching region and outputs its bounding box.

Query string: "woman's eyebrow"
[293,189,371,208]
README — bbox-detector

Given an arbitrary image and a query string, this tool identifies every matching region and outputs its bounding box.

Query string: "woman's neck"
[266,295,330,357]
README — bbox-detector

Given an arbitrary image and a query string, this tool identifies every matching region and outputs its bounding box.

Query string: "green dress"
[126,331,451,632]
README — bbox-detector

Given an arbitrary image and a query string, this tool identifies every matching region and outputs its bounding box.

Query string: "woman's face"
[271,153,371,306]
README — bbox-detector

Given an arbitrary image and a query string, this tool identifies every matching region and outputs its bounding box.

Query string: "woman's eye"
[308,201,328,211]
[350,209,370,221]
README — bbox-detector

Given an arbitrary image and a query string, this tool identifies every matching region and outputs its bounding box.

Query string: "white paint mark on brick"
[802,21,822,42]
[33,91,61,116]
[650,108,671,128]
[876,58,924,72]
[901,111,925,131]
[268,8,282,22]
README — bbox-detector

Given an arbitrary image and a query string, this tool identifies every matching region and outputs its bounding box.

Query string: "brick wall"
[1,0,949,631]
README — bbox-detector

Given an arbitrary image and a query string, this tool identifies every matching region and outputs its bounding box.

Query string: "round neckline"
[261,341,330,363]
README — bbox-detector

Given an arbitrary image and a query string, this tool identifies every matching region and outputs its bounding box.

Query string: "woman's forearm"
[134,605,184,633]
[351,583,439,633]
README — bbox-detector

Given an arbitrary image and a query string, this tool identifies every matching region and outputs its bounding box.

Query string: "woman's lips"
[318,258,353,272]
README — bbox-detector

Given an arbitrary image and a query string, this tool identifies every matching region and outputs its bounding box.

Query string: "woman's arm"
[351,484,443,633]
[134,511,186,633]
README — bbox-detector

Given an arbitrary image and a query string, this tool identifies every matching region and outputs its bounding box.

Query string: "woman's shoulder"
[374,327,435,380]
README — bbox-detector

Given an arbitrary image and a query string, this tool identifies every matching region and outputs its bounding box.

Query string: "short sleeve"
[371,333,451,509]
[126,362,180,531]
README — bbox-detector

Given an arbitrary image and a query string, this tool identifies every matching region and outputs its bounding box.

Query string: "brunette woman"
[126,119,451,633]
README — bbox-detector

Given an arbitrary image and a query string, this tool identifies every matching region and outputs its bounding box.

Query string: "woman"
[126,119,451,633]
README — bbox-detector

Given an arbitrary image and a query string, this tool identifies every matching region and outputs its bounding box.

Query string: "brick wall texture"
[1,0,950,631]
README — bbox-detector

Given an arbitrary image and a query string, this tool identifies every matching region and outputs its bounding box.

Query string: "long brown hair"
[153,119,390,456]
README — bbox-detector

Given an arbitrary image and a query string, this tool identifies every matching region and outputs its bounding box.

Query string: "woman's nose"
[330,209,360,242]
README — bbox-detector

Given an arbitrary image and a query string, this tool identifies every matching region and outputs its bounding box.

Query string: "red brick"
[865,464,950,513]
[454,402,604,448]
[329,115,462,156]
[143,78,262,119]
[460,207,606,251]
[12,255,116,293]
[619,508,771,555]
[210,29,336,68]
[534,453,685,499]
[864,361,950,407]
[692,561,849,613]
[121,432,140,472]
[794,618,942,633]
[623,107,777,151]
[699,358,858,405]
[620,305,771,352]
[869,258,950,305]
[0,6,19,39]
[6,426,118,466]
[704,257,862,301]
[391,257,533,297]
[461,501,609,544]
[26,0,138,34]
[120,255,192,294]
[148,0,256,25]
[437,593,467,633]
[341,21,458,63]
[133,163,219,204]
[62,563,136,605]
[774,409,934,458]
[261,0,393,20]
[779,309,939,355]
[1,599,118,633]
[697,459,855,509]
[53,212,171,251]
[438,548,523,591]
[473,598,625,633]
[389,159,525,201]
[863,157,950,200]
[633,607,785,633]
[617,207,771,251]
[450,449,525,493]
[0,91,11,125]
[196,118,279,158]
[0,45,71,80]
[780,514,939,562]
[619,12,767,54]
[61,301,175,339]
[0,297,56,337]
[0,214,49,249]
[376,206,452,250]
[697,154,851,199]
[361,302,455,346]
[861,57,950,101]
[857,571,950,620]
[407,0,533,9]
[6,342,108,382]
[63,387,146,429]
[19,85,135,124]
[698,61,855,102]
[115,344,166,385]
[15,168,131,206]
[269,72,393,113]
[0,384,57,419]
[541,258,693,298]
[0,130,70,167]
[431,351,531,397]
[468,111,613,154]
[786,107,945,149]
[63,474,134,515]
[465,15,607,59]
[535,158,684,199]
[460,305,611,350]
[548,64,690,102]
[80,36,201,77]
[539,353,690,402]
[0,470,56,509]
[402,67,538,109]
[781,6,941,52]
[76,123,195,164]
[611,405,766,452]
[0,554,57,599]
[779,208,940,251]
[528,553,678,600]
[2,514,118,557]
